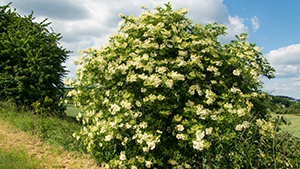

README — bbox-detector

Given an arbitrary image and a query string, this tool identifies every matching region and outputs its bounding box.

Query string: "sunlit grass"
[278,115,300,138]
[0,148,42,169]
[0,101,102,168]
[66,104,81,117]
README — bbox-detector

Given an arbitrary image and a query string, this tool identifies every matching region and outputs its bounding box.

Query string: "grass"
[66,104,81,117]
[0,148,42,169]
[0,101,102,168]
[0,102,84,153]
[275,114,300,138]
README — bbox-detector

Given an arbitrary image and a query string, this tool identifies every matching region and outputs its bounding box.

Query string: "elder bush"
[66,3,279,168]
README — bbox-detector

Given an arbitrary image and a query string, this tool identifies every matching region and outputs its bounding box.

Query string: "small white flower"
[233,69,241,76]
[111,103,120,114]
[243,121,250,128]
[157,95,166,101]
[256,119,263,126]
[224,103,233,109]
[104,135,113,141]
[176,124,184,131]
[149,94,157,102]
[231,86,241,93]
[193,140,205,151]
[207,65,218,72]
[120,151,126,161]
[170,71,185,81]
[145,161,152,168]
[135,101,142,107]
[237,109,245,117]
[176,134,185,140]
[250,69,257,76]
[236,124,243,131]
[143,147,149,152]
[139,121,148,128]
[254,46,261,52]
[120,100,132,110]
[178,50,188,56]
[168,159,178,165]
[165,79,173,88]
[211,80,217,84]
[141,88,147,93]
[196,130,205,141]
[205,127,213,135]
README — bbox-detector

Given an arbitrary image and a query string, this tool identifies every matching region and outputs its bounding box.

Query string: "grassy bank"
[0,101,84,152]
[0,101,101,168]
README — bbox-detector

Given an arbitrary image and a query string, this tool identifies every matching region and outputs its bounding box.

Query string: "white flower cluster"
[134,131,161,152]
[193,130,206,151]
[235,121,250,131]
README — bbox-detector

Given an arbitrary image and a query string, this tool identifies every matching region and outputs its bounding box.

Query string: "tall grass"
[0,101,85,153]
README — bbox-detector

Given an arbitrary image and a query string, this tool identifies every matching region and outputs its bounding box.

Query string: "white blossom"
[120,151,126,161]
[104,135,113,141]
[145,161,152,168]
[233,69,241,76]
[176,124,184,131]
[165,79,173,88]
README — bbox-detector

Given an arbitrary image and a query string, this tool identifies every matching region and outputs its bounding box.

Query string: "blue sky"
[2,0,300,99]
[224,0,300,52]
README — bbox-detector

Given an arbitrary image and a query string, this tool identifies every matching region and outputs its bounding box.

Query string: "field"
[66,104,81,117]
[273,114,300,138]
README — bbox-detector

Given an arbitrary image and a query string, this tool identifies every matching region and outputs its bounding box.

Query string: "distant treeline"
[268,95,300,115]
[269,95,300,107]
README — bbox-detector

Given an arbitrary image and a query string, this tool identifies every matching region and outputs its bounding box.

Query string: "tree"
[0,3,70,116]
[66,3,286,168]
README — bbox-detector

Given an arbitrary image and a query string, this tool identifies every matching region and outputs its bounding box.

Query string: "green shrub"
[66,3,280,168]
[0,3,70,116]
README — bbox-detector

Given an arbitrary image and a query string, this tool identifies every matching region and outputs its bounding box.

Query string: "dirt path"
[0,120,103,169]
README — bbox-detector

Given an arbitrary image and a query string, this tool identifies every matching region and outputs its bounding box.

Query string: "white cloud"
[272,65,298,78]
[262,79,300,99]
[266,44,300,65]
[166,0,248,42]
[2,0,249,79]
[219,15,248,43]
[291,76,300,81]
[251,16,259,32]
[264,44,300,79]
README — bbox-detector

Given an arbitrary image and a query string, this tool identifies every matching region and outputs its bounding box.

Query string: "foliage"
[0,3,70,115]
[65,3,280,168]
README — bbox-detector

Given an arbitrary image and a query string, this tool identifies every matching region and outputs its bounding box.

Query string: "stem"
[273,110,285,169]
